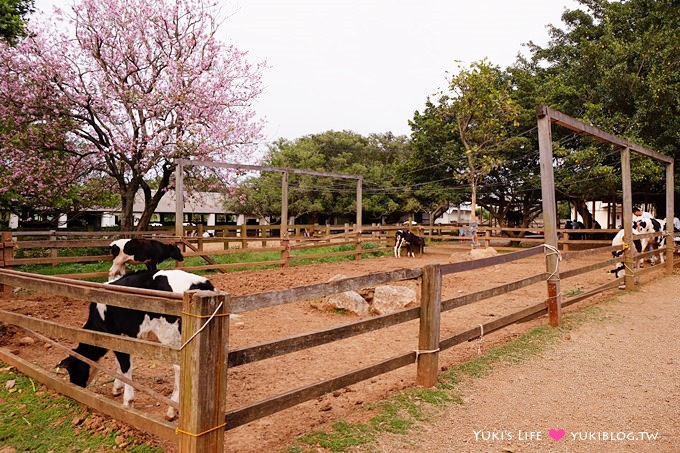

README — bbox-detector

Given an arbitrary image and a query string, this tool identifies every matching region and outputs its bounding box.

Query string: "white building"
[433,203,473,225]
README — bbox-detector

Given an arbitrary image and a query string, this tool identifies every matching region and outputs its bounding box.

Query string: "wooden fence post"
[665,160,674,274]
[0,232,12,293]
[178,290,229,453]
[416,264,441,387]
[354,232,362,261]
[197,225,204,251]
[50,230,58,266]
[537,107,562,327]
[240,224,248,249]
[1,232,13,268]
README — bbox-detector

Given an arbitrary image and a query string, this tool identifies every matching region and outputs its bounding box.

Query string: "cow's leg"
[165,364,180,421]
[394,237,403,257]
[113,351,134,407]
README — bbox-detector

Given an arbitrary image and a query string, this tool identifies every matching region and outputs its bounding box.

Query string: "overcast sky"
[33,0,578,143]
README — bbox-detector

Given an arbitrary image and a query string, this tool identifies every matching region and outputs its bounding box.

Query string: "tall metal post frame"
[536,105,674,296]
[173,160,363,239]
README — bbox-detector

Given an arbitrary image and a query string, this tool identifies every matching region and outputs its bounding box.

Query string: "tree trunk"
[119,188,137,231]
[572,198,594,228]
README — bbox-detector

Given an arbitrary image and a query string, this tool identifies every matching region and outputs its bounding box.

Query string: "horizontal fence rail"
[3,225,663,278]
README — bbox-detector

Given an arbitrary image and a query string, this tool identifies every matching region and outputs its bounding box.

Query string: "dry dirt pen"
[0,242,674,452]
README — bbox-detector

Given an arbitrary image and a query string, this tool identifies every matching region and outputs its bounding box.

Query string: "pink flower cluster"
[0,0,265,214]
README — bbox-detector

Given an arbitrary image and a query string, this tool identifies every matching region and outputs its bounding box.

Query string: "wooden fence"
[0,240,673,452]
[0,224,621,279]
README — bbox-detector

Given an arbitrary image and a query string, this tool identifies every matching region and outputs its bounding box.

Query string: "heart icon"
[549,429,566,441]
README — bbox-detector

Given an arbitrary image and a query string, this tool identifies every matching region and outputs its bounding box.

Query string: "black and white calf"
[109,238,184,280]
[58,269,215,421]
[394,230,425,257]
[610,229,642,279]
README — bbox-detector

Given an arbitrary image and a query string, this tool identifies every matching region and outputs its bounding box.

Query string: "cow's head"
[58,356,91,387]
[169,244,184,262]
[633,220,647,233]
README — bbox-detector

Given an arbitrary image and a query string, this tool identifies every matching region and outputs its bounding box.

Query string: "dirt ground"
[0,243,670,452]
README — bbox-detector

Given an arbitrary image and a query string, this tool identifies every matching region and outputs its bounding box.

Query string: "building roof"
[136,191,227,214]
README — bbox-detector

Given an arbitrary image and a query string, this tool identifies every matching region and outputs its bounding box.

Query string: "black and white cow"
[394,230,425,258]
[58,269,215,421]
[633,217,666,265]
[610,228,642,279]
[109,238,184,280]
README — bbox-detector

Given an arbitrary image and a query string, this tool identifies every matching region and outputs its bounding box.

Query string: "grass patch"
[291,307,603,451]
[0,365,162,452]
[296,421,375,452]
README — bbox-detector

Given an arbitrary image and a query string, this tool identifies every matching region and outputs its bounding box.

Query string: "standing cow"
[58,269,215,421]
[109,238,184,279]
[394,230,425,257]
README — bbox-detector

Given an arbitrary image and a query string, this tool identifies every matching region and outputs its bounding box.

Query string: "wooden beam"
[175,159,362,180]
[281,171,289,239]
[227,267,423,313]
[666,161,675,273]
[440,245,544,276]
[621,147,635,289]
[0,309,178,362]
[537,108,562,327]
[227,306,420,367]
[537,106,673,164]
[441,273,547,312]
[224,352,415,430]
[0,269,181,315]
[356,178,363,232]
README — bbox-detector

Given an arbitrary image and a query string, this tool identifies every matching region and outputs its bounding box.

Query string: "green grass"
[290,306,604,452]
[0,365,162,452]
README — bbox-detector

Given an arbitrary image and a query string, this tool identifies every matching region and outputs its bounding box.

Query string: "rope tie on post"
[175,422,227,438]
[179,301,224,350]
[541,243,562,280]
[414,348,440,362]
[476,323,484,355]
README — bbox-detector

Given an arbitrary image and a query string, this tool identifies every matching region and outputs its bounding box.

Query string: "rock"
[18,336,35,346]
[449,247,498,263]
[372,284,417,315]
[230,313,245,328]
[469,247,498,259]
[322,291,371,316]
[309,274,371,316]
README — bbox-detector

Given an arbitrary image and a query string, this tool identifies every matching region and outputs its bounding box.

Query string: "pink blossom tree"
[0,0,264,230]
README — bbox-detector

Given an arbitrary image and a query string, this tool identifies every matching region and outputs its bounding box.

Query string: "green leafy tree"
[518,0,679,217]
[225,131,410,224]
[0,0,33,45]
[442,60,521,224]
[408,61,528,227]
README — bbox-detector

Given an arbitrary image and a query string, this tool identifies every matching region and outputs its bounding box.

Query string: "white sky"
[33,0,578,143]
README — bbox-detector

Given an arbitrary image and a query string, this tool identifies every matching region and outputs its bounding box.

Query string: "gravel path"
[372,273,680,452]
